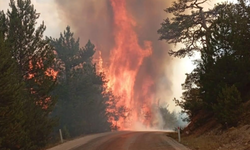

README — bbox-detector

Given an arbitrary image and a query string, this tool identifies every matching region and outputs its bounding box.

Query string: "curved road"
[48,131,190,150]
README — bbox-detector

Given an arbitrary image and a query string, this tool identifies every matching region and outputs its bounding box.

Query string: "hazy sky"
[0,0,65,36]
[0,0,232,111]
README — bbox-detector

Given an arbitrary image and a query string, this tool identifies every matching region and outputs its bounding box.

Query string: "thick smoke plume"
[55,0,175,129]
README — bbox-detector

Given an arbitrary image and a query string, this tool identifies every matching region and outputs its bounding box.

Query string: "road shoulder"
[161,134,191,150]
[47,132,123,150]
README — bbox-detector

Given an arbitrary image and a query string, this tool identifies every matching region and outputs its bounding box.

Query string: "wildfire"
[95,50,104,73]
[27,59,58,80]
[27,59,58,110]
[107,0,153,130]
[45,68,58,80]
[55,0,178,131]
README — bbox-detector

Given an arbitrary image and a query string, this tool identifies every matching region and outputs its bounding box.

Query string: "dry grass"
[167,132,220,150]
[165,101,250,150]
[167,125,250,150]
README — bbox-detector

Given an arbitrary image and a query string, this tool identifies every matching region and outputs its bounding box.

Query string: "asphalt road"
[66,131,190,150]
[48,131,190,150]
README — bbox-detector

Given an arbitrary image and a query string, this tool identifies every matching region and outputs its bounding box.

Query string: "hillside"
[168,101,250,150]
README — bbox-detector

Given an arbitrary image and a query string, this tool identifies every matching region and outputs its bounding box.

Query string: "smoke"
[54,0,114,61]
[126,0,173,112]
[54,0,176,129]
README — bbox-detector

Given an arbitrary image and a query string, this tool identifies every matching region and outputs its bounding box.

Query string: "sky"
[0,0,65,36]
[0,0,233,113]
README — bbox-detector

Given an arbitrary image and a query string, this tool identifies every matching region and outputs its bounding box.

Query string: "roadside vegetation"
[2,0,250,149]
[0,1,179,149]
[159,0,250,149]
[0,0,122,149]
[0,0,57,149]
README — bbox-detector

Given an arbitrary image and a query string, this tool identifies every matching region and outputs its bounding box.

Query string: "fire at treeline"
[0,0,179,149]
[55,0,179,131]
[2,0,250,149]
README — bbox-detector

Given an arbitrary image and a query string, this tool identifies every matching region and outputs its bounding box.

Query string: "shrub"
[213,85,242,127]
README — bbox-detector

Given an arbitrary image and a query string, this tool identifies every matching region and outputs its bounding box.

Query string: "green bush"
[213,85,242,127]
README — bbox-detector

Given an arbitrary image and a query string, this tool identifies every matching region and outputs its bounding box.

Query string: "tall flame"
[55,0,176,130]
[108,0,152,129]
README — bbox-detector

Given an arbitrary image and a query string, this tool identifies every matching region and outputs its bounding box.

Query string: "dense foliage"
[0,0,57,149]
[159,0,250,127]
[159,106,178,129]
[49,27,112,138]
[0,0,124,148]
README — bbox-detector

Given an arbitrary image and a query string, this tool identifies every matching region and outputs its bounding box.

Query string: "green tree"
[207,1,250,101]
[105,93,129,130]
[213,85,242,127]
[157,0,218,57]
[174,69,203,121]
[0,0,57,149]
[159,0,250,127]
[159,106,178,130]
[50,26,95,86]
[6,0,57,109]
[197,1,250,107]
[50,27,111,137]
[0,31,29,150]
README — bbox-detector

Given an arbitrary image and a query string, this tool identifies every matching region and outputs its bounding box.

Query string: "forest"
[0,0,177,149]
[158,0,250,128]
[0,0,119,149]
[1,0,250,149]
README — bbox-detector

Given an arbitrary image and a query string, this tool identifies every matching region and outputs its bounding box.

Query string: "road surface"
[48,131,190,150]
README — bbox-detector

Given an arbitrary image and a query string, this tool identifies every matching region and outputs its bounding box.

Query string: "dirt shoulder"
[167,100,250,150]
[167,102,250,150]
[168,124,250,150]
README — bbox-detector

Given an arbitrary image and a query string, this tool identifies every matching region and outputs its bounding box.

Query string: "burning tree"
[0,0,57,149]
[105,92,130,130]
[50,26,112,137]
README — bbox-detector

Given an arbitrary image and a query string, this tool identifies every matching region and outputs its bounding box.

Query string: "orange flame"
[108,0,153,130]
[45,68,58,80]
[27,59,58,80]
[27,58,58,110]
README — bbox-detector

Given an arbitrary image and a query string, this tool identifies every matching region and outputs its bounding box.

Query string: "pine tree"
[50,26,111,137]
[159,0,250,126]
[0,29,30,150]
[6,0,56,109]
[0,0,57,149]
[213,85,242,127]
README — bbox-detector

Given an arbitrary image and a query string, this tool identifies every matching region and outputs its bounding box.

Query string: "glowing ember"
[27,59,57,110]
[45,68,58,80]
[108,0,152,130]
[27,59,58,80]
[97,51,104,73]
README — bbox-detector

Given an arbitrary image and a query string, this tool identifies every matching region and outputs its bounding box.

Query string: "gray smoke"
[55,0,114,61]
[54,0,176,127]
[126,0,173,107]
